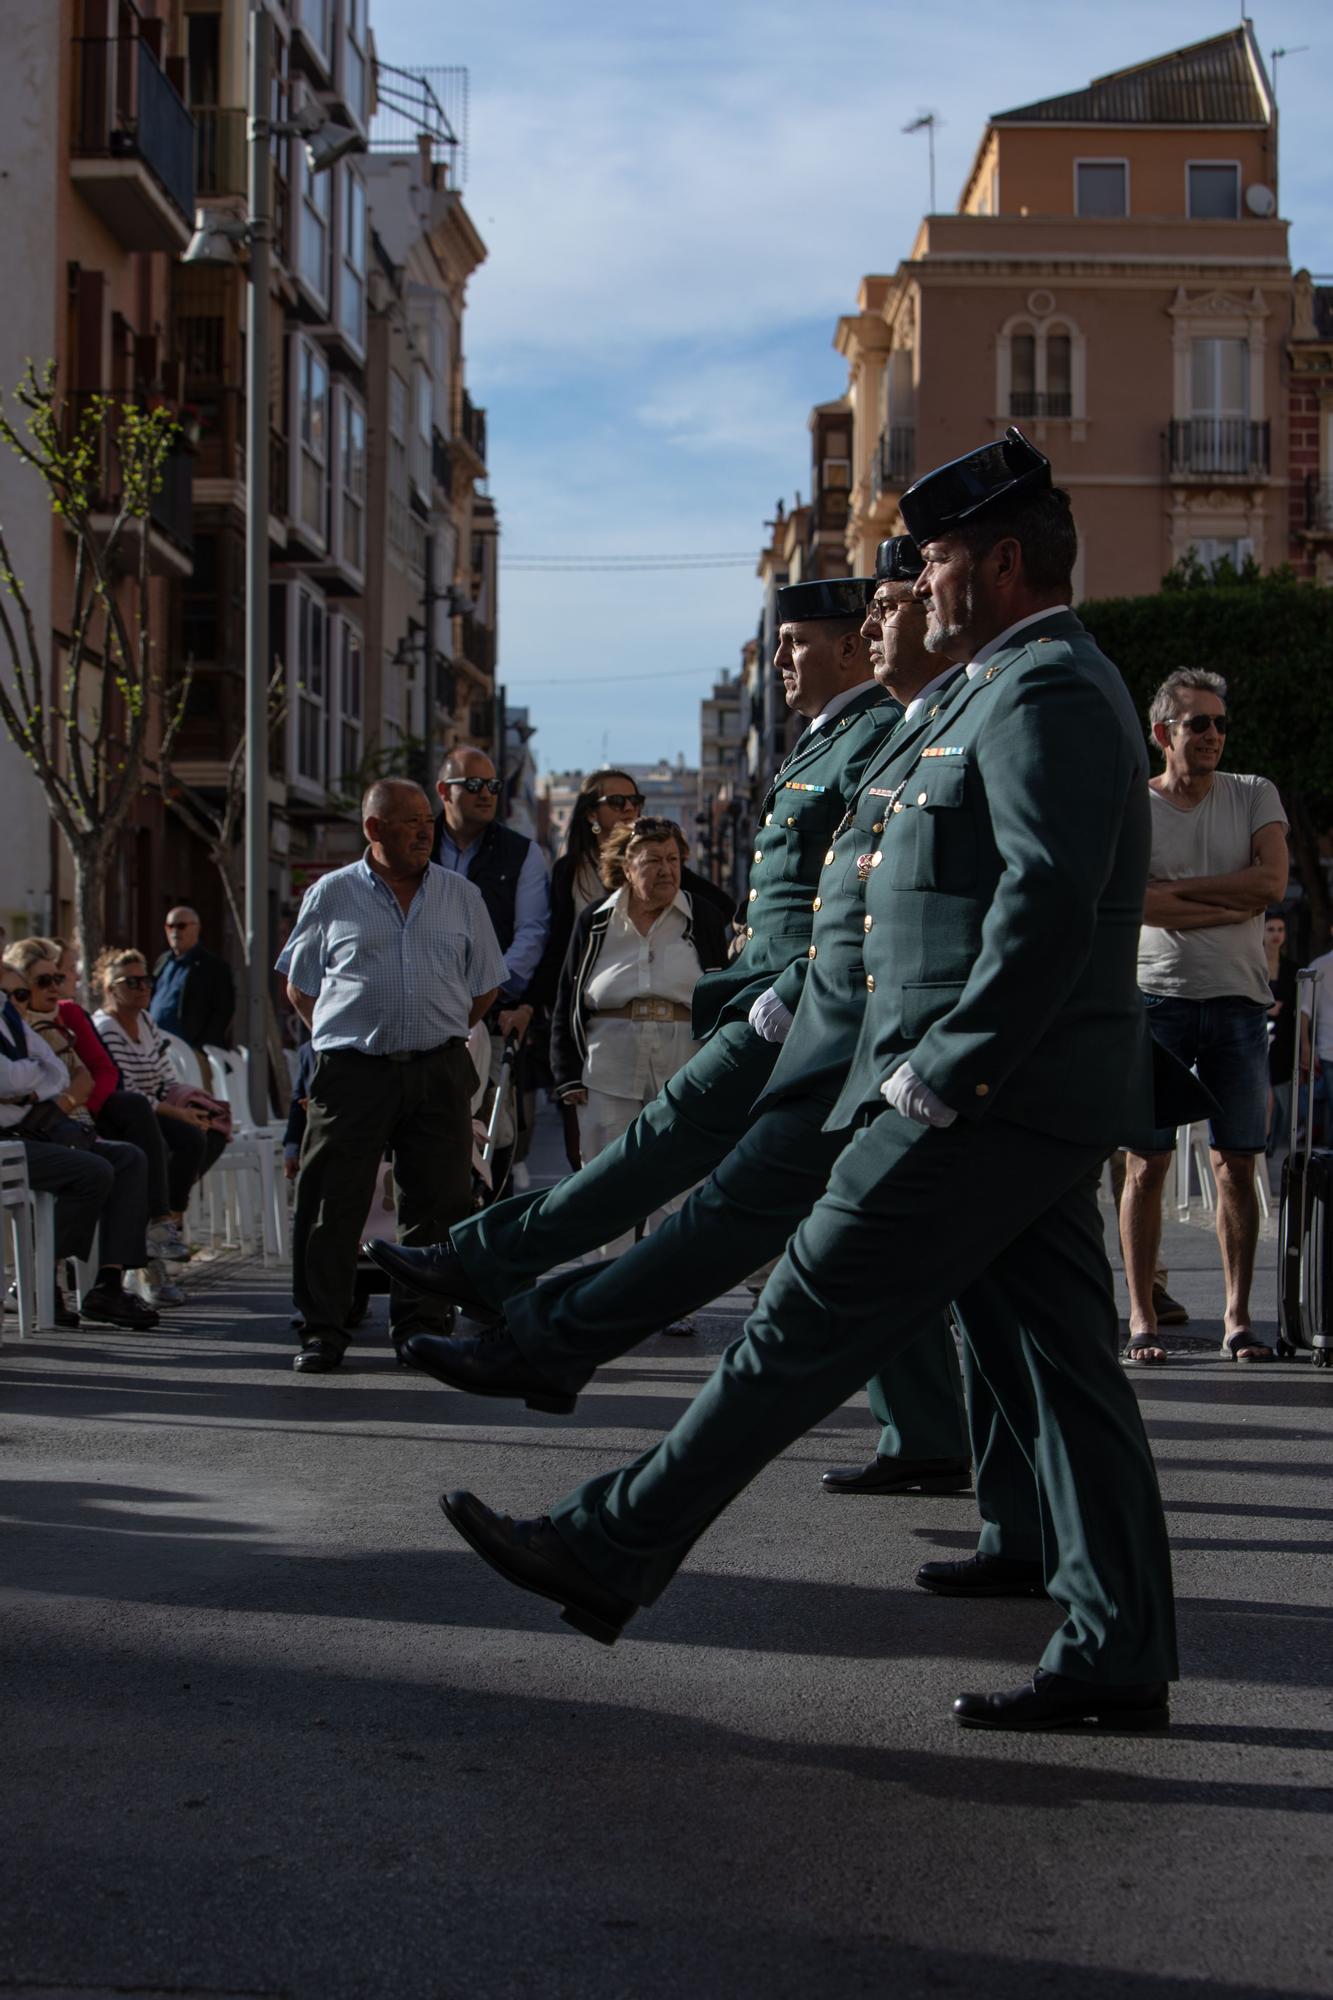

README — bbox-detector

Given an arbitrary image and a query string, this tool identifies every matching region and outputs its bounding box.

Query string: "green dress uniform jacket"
[448,684,903,1302]
[549,610,1179,1689]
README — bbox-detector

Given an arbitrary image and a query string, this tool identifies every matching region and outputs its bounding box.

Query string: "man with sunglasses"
[432,747,551,1191]
[150,906,236,1054]
[1119,669,1287,1365]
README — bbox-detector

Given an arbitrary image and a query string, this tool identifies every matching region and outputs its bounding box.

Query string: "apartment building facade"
[839,27,1291,597]
[0,0,196,944]
[1288,272,1333,582]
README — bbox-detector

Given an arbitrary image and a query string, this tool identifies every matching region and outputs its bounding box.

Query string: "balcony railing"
[872,425,914,499]
[187,388,288,522]
[460,392,486,465]
[71,36,195,236]
[1305,478,1333,533]
[148,447,194,556]
[194,107,247,198]
[1009,391,1072,420]
[1167,418,1270,480]
[459,612,496,677]
[432,430,454,497]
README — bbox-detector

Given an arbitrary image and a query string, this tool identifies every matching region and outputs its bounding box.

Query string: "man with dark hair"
[438,431,1183,1733]
[392,540,974,1500]
[432,745,550,1189]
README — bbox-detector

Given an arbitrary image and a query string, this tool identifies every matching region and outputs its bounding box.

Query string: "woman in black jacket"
[551,816,729,1252]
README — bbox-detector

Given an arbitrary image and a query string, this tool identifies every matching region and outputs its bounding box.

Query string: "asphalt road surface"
[2,1143,1330,2000]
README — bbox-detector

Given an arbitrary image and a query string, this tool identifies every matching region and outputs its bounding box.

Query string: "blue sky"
[371,1,1333,776]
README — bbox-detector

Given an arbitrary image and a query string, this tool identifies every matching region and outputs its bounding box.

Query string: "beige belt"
[593,998,693,1024]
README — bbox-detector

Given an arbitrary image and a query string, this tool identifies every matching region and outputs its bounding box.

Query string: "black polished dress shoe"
[404,1326,577,1413]
[79,1285,160,1330]
[821,1454,972,1495]
[915,1552,1046,1597]
[360,1239,501,1323]
[440,1490,635,1645]
[953,1668,1170,1732]
[293,1333,347,1373]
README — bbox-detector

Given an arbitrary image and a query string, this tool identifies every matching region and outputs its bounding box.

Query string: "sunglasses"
[442,776,502,795]
[32,972,67,990]
[1174,713,1228,735]
[598,793,646,812]
[114,974,151,990]
[6,985,30,1005]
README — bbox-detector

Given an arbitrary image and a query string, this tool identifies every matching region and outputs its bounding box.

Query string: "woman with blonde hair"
[550,817,729,1255]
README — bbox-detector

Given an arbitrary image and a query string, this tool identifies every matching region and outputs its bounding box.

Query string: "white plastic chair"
[1175,1119,1269,1224]
[201,1045,286,1262]
[0,1140,38,1338]
[31,1194,98,1329]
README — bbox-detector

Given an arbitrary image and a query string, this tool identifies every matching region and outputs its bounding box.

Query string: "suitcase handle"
[1296,967,1319,1168]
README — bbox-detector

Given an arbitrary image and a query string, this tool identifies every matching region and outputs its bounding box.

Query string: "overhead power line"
[505,553,756,572]
[504,665,738,687]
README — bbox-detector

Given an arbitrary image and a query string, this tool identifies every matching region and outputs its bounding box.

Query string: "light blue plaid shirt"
[276,856,508,1054]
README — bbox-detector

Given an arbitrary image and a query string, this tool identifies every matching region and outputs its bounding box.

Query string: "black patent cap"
[899,427,1052,546]
[874,535,923,583]
[775,577,873,623]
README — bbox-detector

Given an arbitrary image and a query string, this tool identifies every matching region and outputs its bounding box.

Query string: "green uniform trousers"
[452,1019,773,1300]
[549,1109,1177,1686]
[293,1043,474,1340]
[506,1084,970,1469]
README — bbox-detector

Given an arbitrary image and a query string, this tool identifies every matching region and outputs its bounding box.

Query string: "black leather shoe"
[440,1490,635,1645]
[953,1668,1170,1732]
[916,1552,1046,1597]
[403,1326,577,1414]
[79,1285,160,1330]
[293,1333,347,1373]
[360,1239,502,1323]
[821,1454,972,1495]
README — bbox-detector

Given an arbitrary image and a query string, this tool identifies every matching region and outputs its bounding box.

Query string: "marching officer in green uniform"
[383,539,973,1496]
[437,430,1182,1733]
[365,580,893,1304]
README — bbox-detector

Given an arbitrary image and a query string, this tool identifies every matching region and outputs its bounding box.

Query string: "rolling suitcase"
[1277,967,1333,1366]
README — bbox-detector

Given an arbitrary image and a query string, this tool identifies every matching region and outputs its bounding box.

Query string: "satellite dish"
[1245,183,1276,216]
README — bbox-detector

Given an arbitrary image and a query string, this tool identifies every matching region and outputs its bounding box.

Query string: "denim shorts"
[1140,993,1270,1154]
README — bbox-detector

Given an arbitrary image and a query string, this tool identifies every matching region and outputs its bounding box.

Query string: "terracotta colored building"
[838,26,1292,595]
[1288,272,1333,583]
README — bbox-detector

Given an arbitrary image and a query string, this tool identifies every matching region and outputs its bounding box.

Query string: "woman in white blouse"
[551,818,730,1253]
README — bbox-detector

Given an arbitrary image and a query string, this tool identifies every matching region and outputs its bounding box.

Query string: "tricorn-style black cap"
[874,535,923,583]
[775,577,873,624]
[899,427,1052,546]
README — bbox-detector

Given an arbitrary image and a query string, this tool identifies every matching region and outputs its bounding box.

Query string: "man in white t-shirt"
[1119,669,1288,1364]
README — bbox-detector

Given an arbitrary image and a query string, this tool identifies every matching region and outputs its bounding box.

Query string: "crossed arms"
[1142,821,1288,930]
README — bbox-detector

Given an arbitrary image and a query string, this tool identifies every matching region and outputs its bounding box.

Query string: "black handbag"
[15,1098,98,1150]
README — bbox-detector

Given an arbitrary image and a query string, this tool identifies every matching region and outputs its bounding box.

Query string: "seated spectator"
[92,948,229,1236]
[551,815,730,1254]
[49,938,194,1299]
[1266,910,1298,1169]
[0,961,157,1329]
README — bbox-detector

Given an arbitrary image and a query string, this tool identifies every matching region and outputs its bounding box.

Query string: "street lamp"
[181,5,365,1121]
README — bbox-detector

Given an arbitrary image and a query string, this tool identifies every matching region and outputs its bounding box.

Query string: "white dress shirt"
[583,889,701,1101]
[0,1017,69,1129]
[806,677,878,734]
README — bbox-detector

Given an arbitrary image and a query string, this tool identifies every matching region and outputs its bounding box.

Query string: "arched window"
[998,313,1083,421]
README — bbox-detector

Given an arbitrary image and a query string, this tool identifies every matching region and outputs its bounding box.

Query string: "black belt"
[336,1038,466,1064]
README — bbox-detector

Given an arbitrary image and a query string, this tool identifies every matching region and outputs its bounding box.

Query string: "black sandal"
[1221,1329,1275,1363]
[1123,1333,1168,1365]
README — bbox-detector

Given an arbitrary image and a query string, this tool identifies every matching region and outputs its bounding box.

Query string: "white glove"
[748,987,795,1044]
[881,1062,957,1127]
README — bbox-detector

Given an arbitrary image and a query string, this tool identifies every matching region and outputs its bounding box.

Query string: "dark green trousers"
[451,1020,777,1301]
[293,1043,475,1340]
[506,1085,969,1465]
[550,1110,1177,1686]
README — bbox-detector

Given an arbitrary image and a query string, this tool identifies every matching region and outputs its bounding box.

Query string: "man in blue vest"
[432,747,551,1188]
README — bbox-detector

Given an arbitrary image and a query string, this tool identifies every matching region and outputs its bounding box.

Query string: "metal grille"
[370,60,468,183]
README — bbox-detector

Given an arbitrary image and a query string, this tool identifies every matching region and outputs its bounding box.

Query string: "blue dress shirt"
[276,856,508,1055]
[435,829,551,1001]
[149,946,196,1036]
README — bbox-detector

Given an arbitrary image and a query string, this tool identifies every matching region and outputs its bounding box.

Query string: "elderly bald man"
[150,904,236,1052]
[277,778,508,1372]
